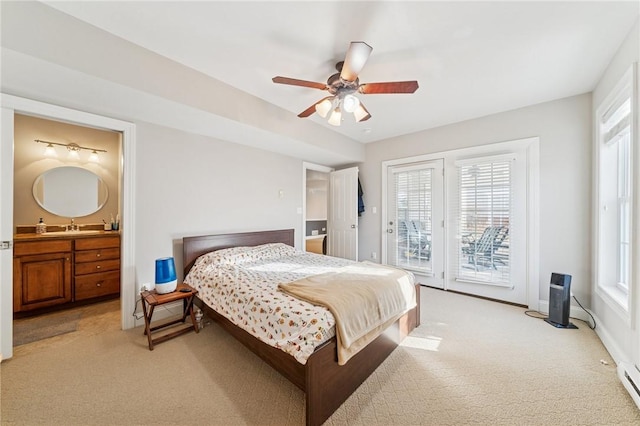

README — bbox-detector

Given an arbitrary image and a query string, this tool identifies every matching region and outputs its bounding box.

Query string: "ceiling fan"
[272,41,419,126]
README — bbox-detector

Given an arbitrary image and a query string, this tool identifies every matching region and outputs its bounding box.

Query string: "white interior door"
[385,160,444,288]
[327,167,358,261]
[1,107,15,360]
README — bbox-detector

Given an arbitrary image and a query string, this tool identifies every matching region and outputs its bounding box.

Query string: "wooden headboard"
[183,229,295,276]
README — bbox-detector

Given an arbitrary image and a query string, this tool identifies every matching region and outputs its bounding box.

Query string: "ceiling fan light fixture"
[340,41,373,82]
[315,98,333,118]
[328,108,342,126]
[273,41,418,125]
[342,94,360,113]
[353,104,370,122]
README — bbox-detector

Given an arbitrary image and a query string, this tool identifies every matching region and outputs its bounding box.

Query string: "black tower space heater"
[544,273,578,329]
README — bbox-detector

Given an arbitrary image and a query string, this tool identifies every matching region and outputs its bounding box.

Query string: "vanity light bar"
[34,139,107,153]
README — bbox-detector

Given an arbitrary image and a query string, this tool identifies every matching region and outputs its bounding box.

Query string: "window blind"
[454,156,512,285]
[392,167,433,273]
[604,98,631,145]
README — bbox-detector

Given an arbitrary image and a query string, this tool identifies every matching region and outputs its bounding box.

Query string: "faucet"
[65,218,79,232]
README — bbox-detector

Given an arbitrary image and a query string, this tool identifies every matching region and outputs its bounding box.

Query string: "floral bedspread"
[183,243,355,364]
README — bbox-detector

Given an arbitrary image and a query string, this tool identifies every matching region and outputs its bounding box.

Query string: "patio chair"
[397,219,431,260]
[461,226,509,270]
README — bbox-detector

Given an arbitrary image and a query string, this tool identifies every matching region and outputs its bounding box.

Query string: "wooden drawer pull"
[96,265,101,269]
[96,253,101,258]
[96,281,103,287]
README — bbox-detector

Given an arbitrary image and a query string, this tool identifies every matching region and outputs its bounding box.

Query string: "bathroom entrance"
[10,114,123,347]
[1,95,136,360]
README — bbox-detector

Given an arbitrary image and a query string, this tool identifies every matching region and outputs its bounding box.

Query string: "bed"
[183,229,420,426]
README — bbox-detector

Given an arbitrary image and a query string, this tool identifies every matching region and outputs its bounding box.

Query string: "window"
[596,66,634,310]
[454,155,513,285]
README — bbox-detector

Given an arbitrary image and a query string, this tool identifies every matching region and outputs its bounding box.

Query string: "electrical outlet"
[371,252,377,260]
[140,283,150,293]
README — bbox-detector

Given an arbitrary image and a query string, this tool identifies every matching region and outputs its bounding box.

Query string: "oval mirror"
[33,166,109,217]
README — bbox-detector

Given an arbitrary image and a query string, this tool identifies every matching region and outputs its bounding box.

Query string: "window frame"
[594,64,636,318]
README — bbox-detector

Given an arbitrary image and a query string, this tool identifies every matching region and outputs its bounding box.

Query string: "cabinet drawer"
[14,240,72,256]
[74,236,120,251]
[75,259,120,275]
[75,271,120,301]
[75,248,120,263]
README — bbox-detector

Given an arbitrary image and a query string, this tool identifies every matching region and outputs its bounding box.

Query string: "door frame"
[0,94,136,360]
[302,162,333,252]
[382,137,540,309]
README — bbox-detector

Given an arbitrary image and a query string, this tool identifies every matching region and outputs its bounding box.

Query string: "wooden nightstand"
[141,283,199,350]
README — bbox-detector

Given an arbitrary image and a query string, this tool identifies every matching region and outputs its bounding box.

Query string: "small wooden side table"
[141,283,199,350]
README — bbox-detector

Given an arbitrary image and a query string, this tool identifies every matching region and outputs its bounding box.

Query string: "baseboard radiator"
[618,362,640,409]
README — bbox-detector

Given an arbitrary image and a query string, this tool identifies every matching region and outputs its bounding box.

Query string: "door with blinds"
[447,153,527,305]
[386,160,444,288]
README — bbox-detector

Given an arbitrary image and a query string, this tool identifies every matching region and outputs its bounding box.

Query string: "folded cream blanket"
[278,261,416,365]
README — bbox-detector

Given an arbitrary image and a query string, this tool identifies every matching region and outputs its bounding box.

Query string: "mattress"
[184,243,353,364]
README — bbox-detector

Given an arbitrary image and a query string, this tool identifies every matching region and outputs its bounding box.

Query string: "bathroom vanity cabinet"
[74,236,120,301]
[13,239,72,312]
[13,233,120,314]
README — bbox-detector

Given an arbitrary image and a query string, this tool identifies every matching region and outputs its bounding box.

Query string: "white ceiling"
[36,1,640,144]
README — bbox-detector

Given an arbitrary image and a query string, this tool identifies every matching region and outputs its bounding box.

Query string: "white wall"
[360,93,592,304]
[591,20,639,365]
[0,1,363,168]
[134,121,303,287]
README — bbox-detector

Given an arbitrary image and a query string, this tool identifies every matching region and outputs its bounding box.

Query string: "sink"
[42,230,104,236]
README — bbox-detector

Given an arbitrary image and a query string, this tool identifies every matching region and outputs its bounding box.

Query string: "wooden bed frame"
[183,229,420,426]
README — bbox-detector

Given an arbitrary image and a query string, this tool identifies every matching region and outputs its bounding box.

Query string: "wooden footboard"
[184,229,421,426]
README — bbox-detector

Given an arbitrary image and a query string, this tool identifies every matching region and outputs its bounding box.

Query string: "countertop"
[14,231,120,242]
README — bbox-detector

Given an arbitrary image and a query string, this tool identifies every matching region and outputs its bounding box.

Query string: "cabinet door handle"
[96,265,101,269]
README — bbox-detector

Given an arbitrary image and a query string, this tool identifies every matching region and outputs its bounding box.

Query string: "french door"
[385,160,444,288]
[446,151,529,305]
[383,138,538,307]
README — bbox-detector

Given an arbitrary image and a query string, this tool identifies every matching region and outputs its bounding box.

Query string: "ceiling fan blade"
[298,96,334,118]
[272,76,327,91]
[359,81,419,94]
[340,41,373,82]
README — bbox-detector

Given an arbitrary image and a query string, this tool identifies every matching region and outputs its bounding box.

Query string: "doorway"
[11,114,122,345]
[304,168,329,255]
[382,137,539,308]
[302,162,359,261]
[1,94,136,360]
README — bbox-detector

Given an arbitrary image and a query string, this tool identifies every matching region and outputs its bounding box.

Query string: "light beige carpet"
[1,289,638,425]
